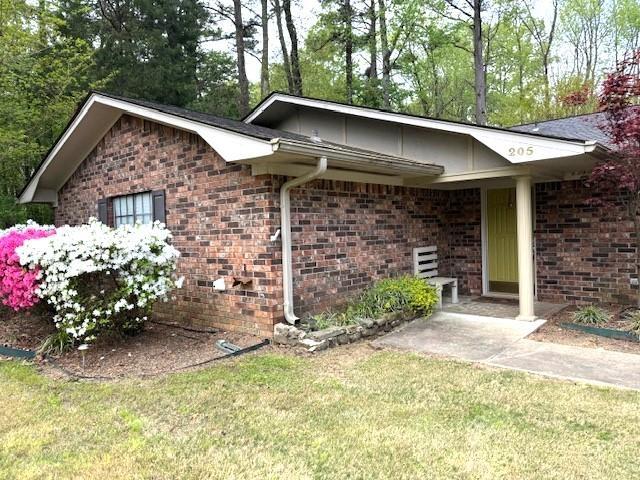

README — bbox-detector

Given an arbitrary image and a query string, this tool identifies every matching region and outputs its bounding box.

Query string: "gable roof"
[510,112,613,147]
[19,92,444,204]
[244,92,607,164]
[246,91,607,144]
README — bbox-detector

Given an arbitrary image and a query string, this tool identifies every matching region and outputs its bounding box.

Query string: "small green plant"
[304,276,439,330]
[38,330,74,355]
[572,305,610,325]
[310,311,358,330]
[626,310,640,336]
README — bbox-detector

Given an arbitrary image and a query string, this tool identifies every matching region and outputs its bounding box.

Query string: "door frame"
[481,185,537,298]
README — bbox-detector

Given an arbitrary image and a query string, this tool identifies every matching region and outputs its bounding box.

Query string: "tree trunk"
[260,0,270,98]
[368,0,377,81]
[543,0,558,112]
[344,0,353,104]
[378,0,390,109]
[283,0,302,96]
[273,0,294,94]
[473,0,487,125]
[233,0,250,116]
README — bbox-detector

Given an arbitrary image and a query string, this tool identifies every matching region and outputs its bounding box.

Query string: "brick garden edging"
[273,311,419,352]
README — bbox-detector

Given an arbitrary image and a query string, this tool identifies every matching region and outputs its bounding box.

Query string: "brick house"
[19,92,625,336]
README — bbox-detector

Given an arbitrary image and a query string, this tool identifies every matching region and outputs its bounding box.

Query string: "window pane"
[135,193,143,218]
[113,193,154,226]
[141,193,152,216]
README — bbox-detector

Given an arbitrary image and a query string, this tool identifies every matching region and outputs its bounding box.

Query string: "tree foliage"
[586,49,640,305]
[4,0,640,227]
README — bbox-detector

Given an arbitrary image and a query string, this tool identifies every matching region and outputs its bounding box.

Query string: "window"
[113,192,153,226]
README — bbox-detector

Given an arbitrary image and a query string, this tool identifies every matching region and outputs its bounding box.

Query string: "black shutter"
[152,190,166,223]
[97,198,108,224]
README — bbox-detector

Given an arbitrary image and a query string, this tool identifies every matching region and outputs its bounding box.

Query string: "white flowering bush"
[16,218,183,345]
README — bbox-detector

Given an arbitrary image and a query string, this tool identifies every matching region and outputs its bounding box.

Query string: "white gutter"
[274,138,443,176]
[280,156,328,323]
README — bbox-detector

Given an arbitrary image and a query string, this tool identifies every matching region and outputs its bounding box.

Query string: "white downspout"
[280,156,328,323]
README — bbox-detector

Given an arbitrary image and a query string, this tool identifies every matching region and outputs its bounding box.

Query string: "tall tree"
[283,0,303,95]
[561,0,609,86]
[0,0,94,226]
[472,0,486,125]
[520,0,559,112]
[438,0,488,125]
[378,0,391,108]
[232,0,250,115]
[367,0,378,83]
[343,0,354,103]
[58,0,208,107]
[260,0,270,98]
[190,51,240,118]
[272,0,294,93]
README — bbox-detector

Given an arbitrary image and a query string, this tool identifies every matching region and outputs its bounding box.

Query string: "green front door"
[487,188,519,294]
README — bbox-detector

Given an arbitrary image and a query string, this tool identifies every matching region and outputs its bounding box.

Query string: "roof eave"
[274,138,444,176]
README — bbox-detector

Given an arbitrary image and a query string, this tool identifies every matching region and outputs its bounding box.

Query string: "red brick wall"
[444,188,483,295]
[55,115,282,336]
[287,181,448,313]
[287,183,483,314]
[535,180,636,304]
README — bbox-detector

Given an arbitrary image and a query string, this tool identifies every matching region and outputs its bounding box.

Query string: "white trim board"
[245,93,603,163]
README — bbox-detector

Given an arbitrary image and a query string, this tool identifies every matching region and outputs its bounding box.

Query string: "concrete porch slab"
[442,296,566,319]
[374,312,545,361]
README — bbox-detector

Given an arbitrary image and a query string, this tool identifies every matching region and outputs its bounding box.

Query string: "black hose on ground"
[42,338,271,381]
[148,319,219,334]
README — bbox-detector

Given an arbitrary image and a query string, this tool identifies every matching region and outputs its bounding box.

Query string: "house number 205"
[508,146,534,156]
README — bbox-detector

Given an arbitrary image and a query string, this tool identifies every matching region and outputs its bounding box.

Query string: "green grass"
[1,349,639,479]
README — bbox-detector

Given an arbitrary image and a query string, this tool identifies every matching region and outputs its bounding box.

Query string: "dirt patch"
[0,307,55,350]
[1,309,268,379]
[529,304,640,354]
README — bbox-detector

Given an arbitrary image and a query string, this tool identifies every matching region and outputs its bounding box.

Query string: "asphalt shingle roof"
[98,92,436,161]
[510,112,613,147]
[99,92,315,143]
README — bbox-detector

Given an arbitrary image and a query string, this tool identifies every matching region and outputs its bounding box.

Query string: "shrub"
[572,305,610,325]
[0,223,55,310]
[306,276,438,330]
[626,310,640,336]
[17,218,183,344]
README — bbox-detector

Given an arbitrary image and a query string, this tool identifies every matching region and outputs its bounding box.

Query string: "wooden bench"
[412,246,459,309]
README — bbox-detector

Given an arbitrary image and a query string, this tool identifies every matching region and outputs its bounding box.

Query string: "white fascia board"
[19,95,100,203]
[19,94,276,203]
[94,96,275,162]
[246,94,598,162]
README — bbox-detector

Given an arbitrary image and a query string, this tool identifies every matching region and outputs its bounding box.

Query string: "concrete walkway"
[375,311,640,390]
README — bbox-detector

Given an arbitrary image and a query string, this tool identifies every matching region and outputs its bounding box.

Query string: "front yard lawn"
[1,346,639,479]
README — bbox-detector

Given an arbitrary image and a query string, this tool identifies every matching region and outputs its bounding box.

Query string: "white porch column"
[515,175,536,321]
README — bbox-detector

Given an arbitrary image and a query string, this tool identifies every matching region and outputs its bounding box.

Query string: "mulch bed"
[0,308,268,379]
[529,304,640,354]
[0,307,55,350]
